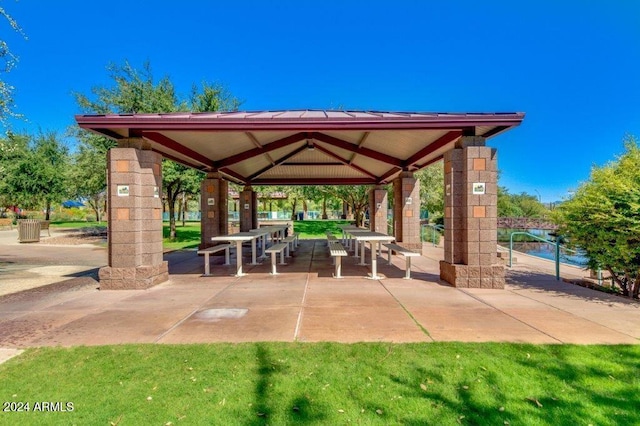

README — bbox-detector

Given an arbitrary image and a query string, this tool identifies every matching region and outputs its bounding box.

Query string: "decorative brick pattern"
[200,173,229,249]
[239,186,258,232]
[441,137,502,288]
[102,141,166,289]
[368,186,388,234]
[392,172,421,250]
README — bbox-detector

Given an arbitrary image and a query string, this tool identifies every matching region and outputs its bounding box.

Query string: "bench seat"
[383,243,420,279]
[328,240,348,278]
[197,244,232,276]
[265,242,289,274]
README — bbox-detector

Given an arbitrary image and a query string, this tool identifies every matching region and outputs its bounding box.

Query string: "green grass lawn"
[294,220,353,238]
[0,343,638,425]
[50,221,107,228]
[162,222,201,251]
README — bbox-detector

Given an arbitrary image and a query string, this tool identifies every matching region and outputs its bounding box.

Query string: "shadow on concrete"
[506,269,639,307]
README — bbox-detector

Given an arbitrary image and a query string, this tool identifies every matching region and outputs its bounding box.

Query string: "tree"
[0,132,69,218]
[498,187,548,218]
[326,185,371,226]
[74,60,240,239]
[415,162,444,220]
[0,6,26,126]
[0,131,29,210]
[69,132,112,222]
[554,135,640,299]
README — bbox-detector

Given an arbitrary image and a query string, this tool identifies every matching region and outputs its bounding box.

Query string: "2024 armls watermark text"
[3,401,74,412]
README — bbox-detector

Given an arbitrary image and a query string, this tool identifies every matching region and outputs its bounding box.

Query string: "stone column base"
[98,261,169,290]
[439,261,505,289]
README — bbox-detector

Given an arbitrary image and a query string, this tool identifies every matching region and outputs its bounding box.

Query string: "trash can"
[18,219,41,243]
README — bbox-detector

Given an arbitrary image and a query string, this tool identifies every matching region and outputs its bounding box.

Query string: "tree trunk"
[303,199,308,219]
[167,185,180,241]
[181,193,187,227]
[322,197,328,219]
[290,198,298,221]
[45,200,51,221]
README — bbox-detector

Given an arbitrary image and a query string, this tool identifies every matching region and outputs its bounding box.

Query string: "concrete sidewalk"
[0,236,637,353]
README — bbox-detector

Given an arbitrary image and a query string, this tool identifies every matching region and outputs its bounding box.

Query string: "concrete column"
[369,185,388,233]
[440,136,504,289]
[98,139,168,289]
[200,172,228,249]
[392,172,421,250]
[240,185,257,231]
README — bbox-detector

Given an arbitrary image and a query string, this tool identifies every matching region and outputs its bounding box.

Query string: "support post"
[240,185,257,232]
[200,172,228,249]
[98,139,168,289]
[369,185,388,233]
[439,136,504,288]
[392,171,421,250]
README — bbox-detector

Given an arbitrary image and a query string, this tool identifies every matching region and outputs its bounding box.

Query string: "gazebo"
[75,110,524,289]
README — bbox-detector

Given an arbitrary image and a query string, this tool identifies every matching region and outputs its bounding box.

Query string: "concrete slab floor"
[0,238,637,349]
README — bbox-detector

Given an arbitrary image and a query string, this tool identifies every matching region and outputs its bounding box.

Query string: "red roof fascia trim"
[403,130,462,168]
[143,132,214,169]
[75,113,525,132]
[311,132,403,167]
[215,132,307,168]
[313,144,377,179]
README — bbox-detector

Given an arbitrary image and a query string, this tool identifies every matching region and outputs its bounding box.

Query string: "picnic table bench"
[197,244,232,276]
[383,243,420,279]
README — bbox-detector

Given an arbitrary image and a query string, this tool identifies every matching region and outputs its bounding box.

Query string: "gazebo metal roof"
[76,110,524,185]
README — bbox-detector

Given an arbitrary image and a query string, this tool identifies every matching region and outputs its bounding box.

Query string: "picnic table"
[211,232,264,276]
[346,229,395,280]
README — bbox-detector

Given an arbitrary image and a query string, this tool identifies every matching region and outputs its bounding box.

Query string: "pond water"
[498,229,588,268]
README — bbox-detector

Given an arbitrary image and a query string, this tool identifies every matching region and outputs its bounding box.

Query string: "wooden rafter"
[247,145,308,181]
[403,131,462,169]
[311,132,403,167]
[245,132,276,165]
[142,131,214,168]
[252,177,377,185]
[314,144,377,179]
[348,131,370,164]
[215,132,307,168]
[378,166,402,184]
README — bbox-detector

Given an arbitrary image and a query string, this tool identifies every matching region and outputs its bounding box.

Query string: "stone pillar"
[369,185,388,233]
[200,172,228,249]
[392,172,421,250]
[239,185,257,231]
[440,136,504,289]
[99,139,168,289]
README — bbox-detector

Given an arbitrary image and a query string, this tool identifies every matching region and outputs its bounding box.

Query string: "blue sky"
[3,0,639,202]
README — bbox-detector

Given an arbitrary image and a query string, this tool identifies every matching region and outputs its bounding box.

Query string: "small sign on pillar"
[117,185,129,197]
[207,198,215,206]
[472,183,486,195]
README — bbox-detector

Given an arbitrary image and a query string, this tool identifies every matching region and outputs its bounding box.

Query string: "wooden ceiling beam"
[314,144,377,180]
[378,166,402,184]
[142,131,214,168]
[216,132,307,168]
[252,177,377,185]
[247,145,308,181]
[403,130,462,169]
[311,132,403,167]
